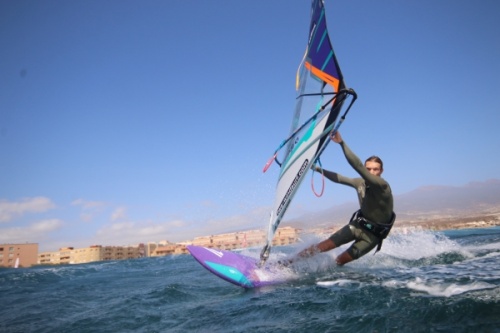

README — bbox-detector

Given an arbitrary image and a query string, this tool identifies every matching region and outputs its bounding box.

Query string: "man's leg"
[297,238,336,259]
[279,239,336,266]
[282,224,354,266]
[336,229,379,266]
[335,251,353,266]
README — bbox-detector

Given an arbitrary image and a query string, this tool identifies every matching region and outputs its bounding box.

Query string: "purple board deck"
[187,245,286,288]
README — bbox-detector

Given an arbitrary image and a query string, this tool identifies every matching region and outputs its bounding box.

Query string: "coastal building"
[73,245,103,263]
[145,242,158,256]
[0,243,39,268]
[151,242,187,256]
[147,226,301,257]
[105,244,145,260]
[273,226,301,246]
[28,227,302,264]
[37,244,146,265]
[59,247,74,265]
[189,226,301,251]
[38,250,62,265]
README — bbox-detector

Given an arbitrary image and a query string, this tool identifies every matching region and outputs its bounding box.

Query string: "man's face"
[365,161,382,176]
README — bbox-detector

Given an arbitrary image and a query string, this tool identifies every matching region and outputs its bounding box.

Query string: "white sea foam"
[381,277,498,298]
[238,228,499,292]
[406,277,496,297]
[380,228,469,260]
[316,279,355,287]
[254,264,298,283]
[466,241,500,253]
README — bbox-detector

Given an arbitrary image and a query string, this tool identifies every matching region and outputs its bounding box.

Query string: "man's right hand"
[330,131,343,144]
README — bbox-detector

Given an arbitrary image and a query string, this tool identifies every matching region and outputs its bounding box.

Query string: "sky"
[1,0,499,252]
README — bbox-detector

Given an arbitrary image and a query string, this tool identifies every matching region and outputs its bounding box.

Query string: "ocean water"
[1,227,499,333]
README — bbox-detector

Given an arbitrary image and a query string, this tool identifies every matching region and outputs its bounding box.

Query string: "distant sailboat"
[14,257,19,269]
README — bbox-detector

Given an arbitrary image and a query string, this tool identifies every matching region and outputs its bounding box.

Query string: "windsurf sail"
[260,0,357,265]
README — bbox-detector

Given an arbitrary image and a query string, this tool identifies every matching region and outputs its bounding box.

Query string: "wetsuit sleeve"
[340,141,387,188]
[320,169,358,189]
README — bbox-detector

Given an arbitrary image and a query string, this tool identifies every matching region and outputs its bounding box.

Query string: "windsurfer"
[284,131,395,266]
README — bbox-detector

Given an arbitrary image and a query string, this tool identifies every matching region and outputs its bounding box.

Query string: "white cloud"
[71,199,105,209]
[91,218,190,246]
[20,198,273,251]
[205,206,270,232]
[110,206,127,221]
[0,197,55,223]
[168,219,185,228]
[31,219,64,232]
[71,199,106,222]
[36,210,266,251]
[0,219,64,244]
[107,221,134,232]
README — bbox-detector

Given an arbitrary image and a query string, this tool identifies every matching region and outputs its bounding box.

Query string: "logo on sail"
[277,159,309,216]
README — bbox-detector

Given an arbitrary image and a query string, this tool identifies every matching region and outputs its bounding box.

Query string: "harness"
[350,210,396,253]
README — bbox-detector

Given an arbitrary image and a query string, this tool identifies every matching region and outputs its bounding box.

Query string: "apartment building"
[151,242,187,256]
[190,226,300,251]
[6,227,301,265]
[38,250,63,265]
[37,244,146,265]
[101,244,145,261]
[273,226,301,246]
[0,243,39,268]
[72,245,103,263]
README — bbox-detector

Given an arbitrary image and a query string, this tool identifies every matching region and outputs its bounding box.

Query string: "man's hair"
[365,155,383,171]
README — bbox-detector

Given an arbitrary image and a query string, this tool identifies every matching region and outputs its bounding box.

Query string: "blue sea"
[1,227,499,333]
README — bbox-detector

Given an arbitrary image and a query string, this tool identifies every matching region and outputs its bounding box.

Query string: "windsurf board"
[187,245,289,288]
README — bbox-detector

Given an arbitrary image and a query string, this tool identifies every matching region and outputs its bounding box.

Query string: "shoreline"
[393,214,500,232]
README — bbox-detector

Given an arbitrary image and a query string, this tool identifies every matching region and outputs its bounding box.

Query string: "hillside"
[286,179,500,230]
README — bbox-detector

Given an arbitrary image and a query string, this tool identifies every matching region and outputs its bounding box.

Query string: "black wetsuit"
[320,140,394,259]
